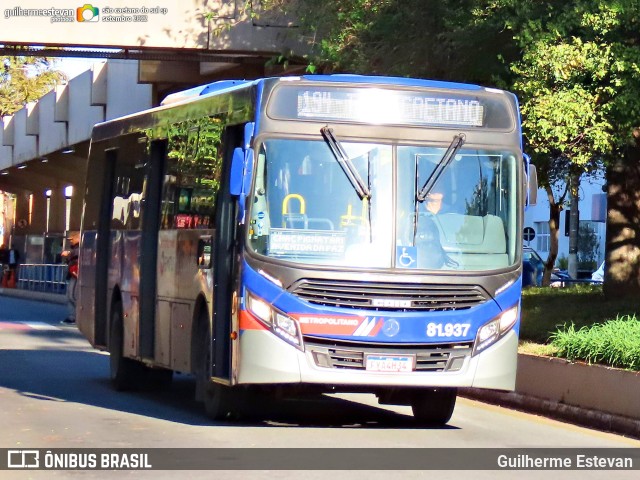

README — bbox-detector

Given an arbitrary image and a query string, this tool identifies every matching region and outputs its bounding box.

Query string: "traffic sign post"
[523,227,536,245]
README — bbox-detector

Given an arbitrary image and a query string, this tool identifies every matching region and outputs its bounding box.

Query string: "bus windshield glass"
[248,138,518,271]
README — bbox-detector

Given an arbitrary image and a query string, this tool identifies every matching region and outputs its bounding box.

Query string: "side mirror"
[243,122,255,150]
[242,147,254,195]
[230,147,244,196]
[230,146,255,198]
[197,236,213,269]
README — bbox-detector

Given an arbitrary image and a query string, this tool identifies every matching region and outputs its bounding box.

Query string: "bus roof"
[300,74,485,92]
[160,74,492,107]
[160,80,255,106]
[91,75,515,143]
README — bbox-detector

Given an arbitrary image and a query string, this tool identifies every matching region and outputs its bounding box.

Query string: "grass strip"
[520,284,639,343]
[550,315,640,370]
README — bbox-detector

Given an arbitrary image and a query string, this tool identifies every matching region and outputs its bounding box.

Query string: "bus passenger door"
[212,124,246,381]
[85,147,117,348]
[139,139,167,360]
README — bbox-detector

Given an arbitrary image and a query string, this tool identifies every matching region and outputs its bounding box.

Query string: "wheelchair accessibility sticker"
[396,246,417,268]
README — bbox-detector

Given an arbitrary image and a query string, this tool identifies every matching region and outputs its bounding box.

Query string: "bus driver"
[415,187,457,269]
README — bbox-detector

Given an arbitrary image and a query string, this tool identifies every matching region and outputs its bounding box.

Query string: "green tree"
[258,0,517,83]
[0,54,66,116]
[503,1,640,288]
[260,0,640,294]
[511,37,609,282]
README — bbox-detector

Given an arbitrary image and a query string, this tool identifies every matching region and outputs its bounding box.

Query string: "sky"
[55,56,103,81]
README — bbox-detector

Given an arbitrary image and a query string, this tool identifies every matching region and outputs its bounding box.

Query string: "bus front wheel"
[203,381,233,421]
[109,301,144,391]
[145,367,173,391]
[410,388,457,426]
[195,321,232,420]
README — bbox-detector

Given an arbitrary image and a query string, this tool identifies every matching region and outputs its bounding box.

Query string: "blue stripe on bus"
[241,260,521,343]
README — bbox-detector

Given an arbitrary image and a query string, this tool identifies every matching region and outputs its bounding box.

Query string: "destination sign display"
[267,85,515,130]
[268,229,346,258]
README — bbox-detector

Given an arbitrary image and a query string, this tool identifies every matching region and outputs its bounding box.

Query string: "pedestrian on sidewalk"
[61,234,79,325]
[3,246,21,288]
[0,247,7,286]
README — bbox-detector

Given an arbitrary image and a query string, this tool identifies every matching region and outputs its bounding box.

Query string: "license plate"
[365,355,414,372]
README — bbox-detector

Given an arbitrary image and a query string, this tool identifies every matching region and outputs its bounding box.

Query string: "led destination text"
[296,90,484,127]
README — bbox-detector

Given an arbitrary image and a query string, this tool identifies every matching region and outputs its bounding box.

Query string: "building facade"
[524,173,607,274]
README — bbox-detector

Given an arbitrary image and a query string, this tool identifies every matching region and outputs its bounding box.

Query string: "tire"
[410,388,457,426]
[203,381,233,421]
[109,301,144,391]
[194,315,232,420]
[144,367,173,391]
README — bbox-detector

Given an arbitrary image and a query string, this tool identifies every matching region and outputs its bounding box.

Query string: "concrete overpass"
[0,60,155,260]
[0,6,309,261]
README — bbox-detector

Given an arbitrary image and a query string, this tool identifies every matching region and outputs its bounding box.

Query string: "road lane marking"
[0,321,61,331]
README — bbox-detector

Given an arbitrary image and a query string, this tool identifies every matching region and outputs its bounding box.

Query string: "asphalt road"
[1,295,639,479]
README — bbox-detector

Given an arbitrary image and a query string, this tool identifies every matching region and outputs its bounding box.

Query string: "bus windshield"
[247,138,519,271]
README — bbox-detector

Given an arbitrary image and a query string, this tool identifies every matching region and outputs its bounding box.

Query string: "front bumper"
[236,329,518,391]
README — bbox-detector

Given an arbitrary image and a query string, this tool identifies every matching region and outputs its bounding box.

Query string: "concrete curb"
[461,352,640,439]
[460,388,640,439]
[0,287,67,305]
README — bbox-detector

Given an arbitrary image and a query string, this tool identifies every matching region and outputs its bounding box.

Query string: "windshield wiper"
[412,133,466,246]
[416,133,466,202]
[321,126,371,200]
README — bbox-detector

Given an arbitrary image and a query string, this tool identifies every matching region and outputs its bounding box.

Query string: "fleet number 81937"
[426,322,471,338]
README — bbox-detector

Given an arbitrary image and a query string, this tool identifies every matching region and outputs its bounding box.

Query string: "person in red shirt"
[61,235,79,325]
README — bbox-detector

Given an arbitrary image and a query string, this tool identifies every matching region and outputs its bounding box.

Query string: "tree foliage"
[0,54,66,116]
[499,1,640,282]
[259,0,518,83]
[506,1,640,175]
[259,0,640,292]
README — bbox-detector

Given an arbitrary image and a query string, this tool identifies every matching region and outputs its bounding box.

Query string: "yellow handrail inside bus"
[282,194,306,227]
[340,199,368,227]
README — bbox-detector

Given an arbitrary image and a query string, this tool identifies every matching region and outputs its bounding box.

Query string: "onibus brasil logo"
[77,4,99,22]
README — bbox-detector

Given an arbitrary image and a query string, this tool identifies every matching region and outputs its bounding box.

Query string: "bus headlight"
[246,294,271,323]
[246,291,303,350]
[473,305,519,355]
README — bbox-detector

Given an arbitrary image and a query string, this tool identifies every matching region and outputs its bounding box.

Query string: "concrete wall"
[2,59,153,165]
[516,353,640,420]
[68,69,107,145]
[32,89,68,157]
[0,118,12,171]
[11,109,37,164]
[105,60,153,120]
[0,0,309,55]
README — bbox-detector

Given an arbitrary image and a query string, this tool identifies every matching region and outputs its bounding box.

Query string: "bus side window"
[163,116,224,229]
[110,134,147,230]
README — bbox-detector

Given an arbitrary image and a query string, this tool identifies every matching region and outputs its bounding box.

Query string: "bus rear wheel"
[410,388,457,426]
[109,301,145,391]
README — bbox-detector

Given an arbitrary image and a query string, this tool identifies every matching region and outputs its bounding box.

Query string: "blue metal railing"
[15,264,68,294]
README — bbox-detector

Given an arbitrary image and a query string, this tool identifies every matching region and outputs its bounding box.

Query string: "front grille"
[305,337,473,372]
[291,279,489,311]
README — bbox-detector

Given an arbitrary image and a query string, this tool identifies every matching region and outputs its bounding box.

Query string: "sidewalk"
[461,353,640,439]
[3,286,639,438]
[0,286,67,304]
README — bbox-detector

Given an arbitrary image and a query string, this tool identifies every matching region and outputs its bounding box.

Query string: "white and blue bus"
[77,75,531,425]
